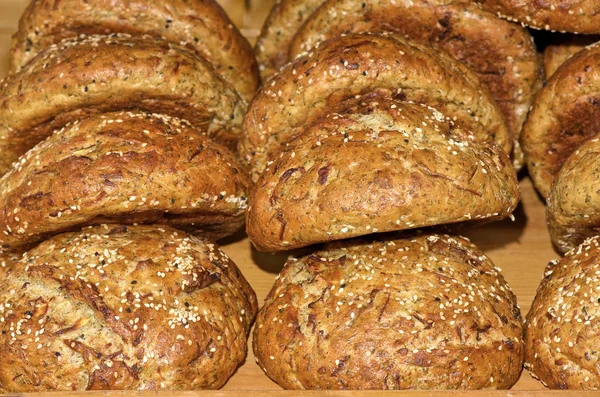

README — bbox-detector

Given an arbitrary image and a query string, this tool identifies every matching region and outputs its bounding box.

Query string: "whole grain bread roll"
[543,34,600,77]
[476,0,600,34]
[525,236,600,389]
[288,0,543,170]
[0,224,258,391]
[0,34,245,175]
[0,111,249,252]
[254,233,524,389]
[521,42,600,199]
[247,95,519,252]
[10,0,258,101]
[547,137,600,253]
[242,33,512,181]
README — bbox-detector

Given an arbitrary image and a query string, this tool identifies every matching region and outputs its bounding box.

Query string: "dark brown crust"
[0,111,249,252]
[477,0,600,34]
[0,34,246,175]
[521,42,600,199]
[547,137,600,253]
[10,0,259,101]
[242,33,512,181]
[254,233,524,389]
[543,34,600,77]
[0,224,257,391]
[288,0,543,170]
[525,236,600,389]
[246,96,519,252]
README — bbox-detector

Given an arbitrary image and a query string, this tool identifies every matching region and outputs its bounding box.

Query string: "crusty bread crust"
[0,224,258,391]
[0,111,249,252]
[10,0,258,101]
[254,233,524,389]
[247,95,519,252]
[543,35,600,78]
[0,252,20,280]
[0,34,246,175]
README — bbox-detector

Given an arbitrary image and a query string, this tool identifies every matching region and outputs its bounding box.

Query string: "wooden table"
[0,0,579,395]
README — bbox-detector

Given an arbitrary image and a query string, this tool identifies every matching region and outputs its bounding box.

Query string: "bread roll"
[242,33,511,181]
[288,0,543,170]
[247,95,519,252]
[0,111,249,252]
[525,236,600,389]
[543,35,600,77]
[254,233,524,389]
[476,0,600,34]
[521,42,600,198]
[0,224,258,391]
[0,34,245,175]
[10,0,259,101]
[547,137,600,253]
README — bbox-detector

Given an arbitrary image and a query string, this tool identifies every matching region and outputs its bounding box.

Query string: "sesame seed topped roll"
[0,224,257,391]
[254,233,524,389]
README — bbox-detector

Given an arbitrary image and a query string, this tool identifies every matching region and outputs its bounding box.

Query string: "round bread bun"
[525,236,600,389]
[0,224,258,391]
[521,41,600,199]
[547,136,600,253]
[0,34,245,175]
[0,111,249,252]
[10,0,258,102]
[247,95,519,252]
[476,0,600,34]
[288,0,543,170]
[543,34,600,77]
[254,233,524,389]
[242,33,512,181]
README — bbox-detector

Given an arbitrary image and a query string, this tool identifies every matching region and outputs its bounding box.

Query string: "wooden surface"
[0,0,580,394]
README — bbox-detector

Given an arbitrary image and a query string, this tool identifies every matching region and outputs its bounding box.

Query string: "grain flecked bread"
[543,34,600,77]
[525,236,600,389]
[242,33,512,181]
[521,41,600,199]
[0,224,258,391]
[0,34,246,175]
[10,0,259,102]
[0,111,249,253]
[547,136,600,253]
[476,0,600,34]
[288,0,544,169]
[254,233,524,389]
[247,96,519,252]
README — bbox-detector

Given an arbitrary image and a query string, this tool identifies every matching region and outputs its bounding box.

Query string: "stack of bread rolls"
[0,0,259,391]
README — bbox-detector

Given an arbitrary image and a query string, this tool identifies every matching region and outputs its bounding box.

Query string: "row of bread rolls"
[0,0,260,391]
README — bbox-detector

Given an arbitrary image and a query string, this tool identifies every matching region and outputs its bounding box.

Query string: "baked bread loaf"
[0,34,245,175]
[543,34,600,77]
[247,95,519,252]
[242,33,512,181]
[547,137,600,253]
[476,0,600,34]
[287,0,543,169]
[0,224,258,391]
[0,111,249,252]
[254,233,524,389]
[10,0,259,101]
[521,42,600,198]
[525,236,600,389]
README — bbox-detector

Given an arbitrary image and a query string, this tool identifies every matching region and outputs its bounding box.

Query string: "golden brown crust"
[521,42,600,199]
[10,0,258,101]
[547,137,600,253]
[525,236,600,389]
[0,111,249,252]
[0,224,257,391]
[477,0,600,34]
[0,34,246,175]
[0,252,20,280]
[288,0,543,170]
[543,34,600,77]
[242,33,512,181]
[254,233,524,389]
[246,96,519,252]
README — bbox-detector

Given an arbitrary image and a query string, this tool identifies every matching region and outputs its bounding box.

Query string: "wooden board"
[0,0,581,395]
